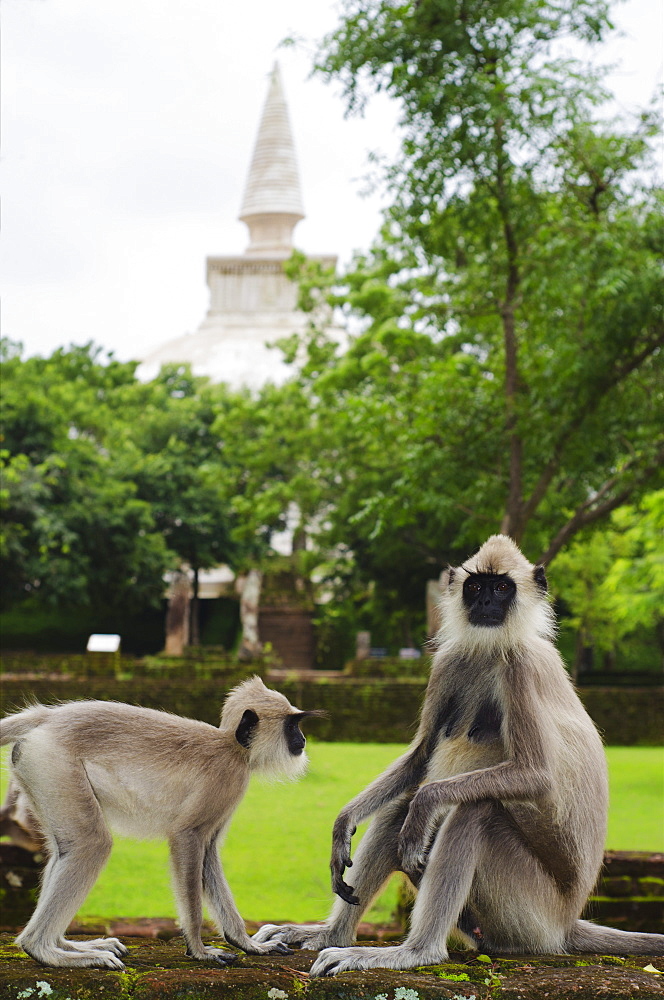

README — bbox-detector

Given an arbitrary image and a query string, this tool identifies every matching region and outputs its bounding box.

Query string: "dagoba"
[139,64,337,389]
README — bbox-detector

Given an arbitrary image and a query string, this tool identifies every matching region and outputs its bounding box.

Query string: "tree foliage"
[548,490,664,667]
[1,0,662,657]
[268,0,663,636]
[0,342,240,618]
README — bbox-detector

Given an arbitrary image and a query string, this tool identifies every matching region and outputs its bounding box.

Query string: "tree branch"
[521,328,664,528]
[493,115,524,540]
[539,442,664,564]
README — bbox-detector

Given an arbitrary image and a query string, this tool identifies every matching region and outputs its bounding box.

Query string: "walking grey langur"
[254,534,664,975]
[1,676,318,969]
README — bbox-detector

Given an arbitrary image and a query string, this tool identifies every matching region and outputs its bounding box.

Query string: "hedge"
[1,660,661,745]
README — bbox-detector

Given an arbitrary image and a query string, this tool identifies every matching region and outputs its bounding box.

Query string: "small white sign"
[87,633,121,653]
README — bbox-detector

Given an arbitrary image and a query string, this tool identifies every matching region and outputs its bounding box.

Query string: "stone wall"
[258,607,316,672]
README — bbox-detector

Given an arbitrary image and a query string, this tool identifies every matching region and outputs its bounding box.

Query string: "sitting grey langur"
[254,535,664,975]
[0,676,318,970]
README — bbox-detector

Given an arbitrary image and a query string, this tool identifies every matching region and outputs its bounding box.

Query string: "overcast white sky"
[2,0,662,364]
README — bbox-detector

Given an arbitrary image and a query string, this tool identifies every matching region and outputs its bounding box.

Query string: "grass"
[1,743,662,923]
[602,746,664,850]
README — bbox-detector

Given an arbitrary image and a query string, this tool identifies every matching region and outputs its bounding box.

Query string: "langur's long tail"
[569,919,664,956]
[0,705,51,746]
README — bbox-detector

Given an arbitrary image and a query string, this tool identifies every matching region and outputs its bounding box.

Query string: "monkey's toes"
[63,936,128,956]
[252,923,282,944]
[62,948,126,969]
[310,947,348,977]
[267,941,293,955]
[212,950,238,966]
[81,950,126,970]
[99,937,128,956]
[203,947,238,965]
[252,922,336,950]
[252,924,303,948]
[102,952,126,970]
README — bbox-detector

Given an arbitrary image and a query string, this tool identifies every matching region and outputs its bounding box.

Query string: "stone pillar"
[164,571,191,656]
[356,631,371,660]
[426,577,444,638]
[238,568,263,661]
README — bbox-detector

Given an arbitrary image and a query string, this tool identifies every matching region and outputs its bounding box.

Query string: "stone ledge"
[1,934,663,1000]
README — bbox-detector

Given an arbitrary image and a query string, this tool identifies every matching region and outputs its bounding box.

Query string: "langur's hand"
[330,812,359,905]
[398,785,435,877]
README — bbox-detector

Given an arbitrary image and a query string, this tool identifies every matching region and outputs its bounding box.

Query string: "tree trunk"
[493,115,524,542]
[499,292,524,541]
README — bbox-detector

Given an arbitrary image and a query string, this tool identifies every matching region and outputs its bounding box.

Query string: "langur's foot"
[18,938,125,969]
[309,944,449,977]
[252,922,350,951]
[223,931,293,956]
[58,936,128,956]
[186,945,238,965]
[246,940,293,956]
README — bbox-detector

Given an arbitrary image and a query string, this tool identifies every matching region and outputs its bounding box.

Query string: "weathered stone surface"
[602,852,664,879]
[498,964,664,999]
[2,934,663,1000]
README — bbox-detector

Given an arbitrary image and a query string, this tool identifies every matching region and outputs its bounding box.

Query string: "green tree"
[212,378,319,560]
[0,451,51,608]
[0,345,243,635]
[117,364,242,643]
[271,0,663,636]
[0,340,173,613]
[549,490,664,675]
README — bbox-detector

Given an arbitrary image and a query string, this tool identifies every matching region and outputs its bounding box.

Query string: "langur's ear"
[533,565,547,593]
[448,568,455,585]
[235,709,259,748]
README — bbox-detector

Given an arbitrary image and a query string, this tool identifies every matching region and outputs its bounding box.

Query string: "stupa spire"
[239,62,305,256]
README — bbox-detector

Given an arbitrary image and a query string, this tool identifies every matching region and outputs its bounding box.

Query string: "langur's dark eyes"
[496,581,511,593]
[467,582,481,594]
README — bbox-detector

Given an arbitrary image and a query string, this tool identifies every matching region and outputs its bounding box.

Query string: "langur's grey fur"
[0,676,314,969]
[254,535,664,975]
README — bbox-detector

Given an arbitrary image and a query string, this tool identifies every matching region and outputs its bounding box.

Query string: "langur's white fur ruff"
[222,676,309,781]
[437,534,556,658]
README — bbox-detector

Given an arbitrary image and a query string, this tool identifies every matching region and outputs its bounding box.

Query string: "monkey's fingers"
[397,832,427,879]
[333,877,360,906]
[331,817,356,869]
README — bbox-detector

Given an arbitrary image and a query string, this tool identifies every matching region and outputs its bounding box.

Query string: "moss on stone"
[1,936,664,1000]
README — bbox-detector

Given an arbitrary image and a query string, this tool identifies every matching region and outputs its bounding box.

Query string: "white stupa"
[139,64,337,389]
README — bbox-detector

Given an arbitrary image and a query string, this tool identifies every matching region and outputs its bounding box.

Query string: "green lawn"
[2,743,662,923]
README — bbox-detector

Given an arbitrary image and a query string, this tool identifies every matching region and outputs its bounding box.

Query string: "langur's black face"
[463,572,516,627]
[284,714,307,755]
